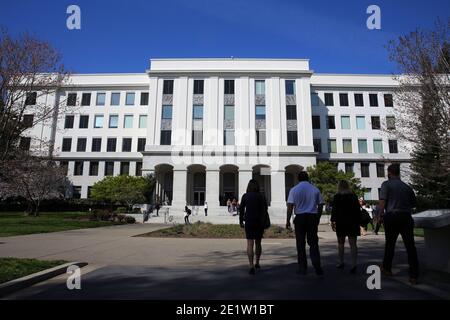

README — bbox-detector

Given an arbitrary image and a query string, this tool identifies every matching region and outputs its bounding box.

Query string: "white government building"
[23,58,409,212]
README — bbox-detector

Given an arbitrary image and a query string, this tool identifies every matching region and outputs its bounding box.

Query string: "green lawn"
[140,222,296,239]
[0,257,67,284]
[366,223,424,237]
[0,212,120,237]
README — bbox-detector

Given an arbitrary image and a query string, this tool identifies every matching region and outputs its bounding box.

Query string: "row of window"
[338,162,387,178]
[61,137,146,153]
[314,138,398,154]
[312,92,393,108]
[312,115,395,130]
[62,161,143,177]
[64,114,147,129]
[65,92,149,107]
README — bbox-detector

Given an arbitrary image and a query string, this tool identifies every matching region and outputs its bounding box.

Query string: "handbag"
[262,211,271,229]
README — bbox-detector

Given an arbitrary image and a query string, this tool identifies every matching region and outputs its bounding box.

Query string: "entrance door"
[193,191,205,205]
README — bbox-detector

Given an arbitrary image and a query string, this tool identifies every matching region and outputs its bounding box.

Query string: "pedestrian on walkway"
[330,180,361,274]
[227,199,231,213]
[155,202,161,217]
[372,204,382,235]
[286,171,325,276]
[379,163,419,284]
[239,179,268,275]
[204,201,208,216]
[184,205,191,225]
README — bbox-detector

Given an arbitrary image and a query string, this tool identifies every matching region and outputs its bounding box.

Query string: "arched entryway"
[252,164,271,206]
[285,164,304,200]
[187,164,206,205]
[154,164,173,205]
[219,165,239,206]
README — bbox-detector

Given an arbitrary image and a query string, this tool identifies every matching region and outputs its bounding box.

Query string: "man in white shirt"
[204,202,208,216]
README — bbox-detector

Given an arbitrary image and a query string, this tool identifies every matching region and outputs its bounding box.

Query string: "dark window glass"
[137,138,146,152]
[62,138,72,152]
[79,115,89,128]
[60,161,69,175]
[224,80,235,94]
[312,116,321,129]
[19,137,31,151]
[287,131,298,146]
[376,163,385,177]
[313,139,322,153]
[91,138,101,152]
[371,116,381,130]
[256,130,266,146]
[194,80,204,94]
[324,93,334,106]
[67,93,77,106]
[286,105,297,120]
[122,138,132,152]
[140,92,149,105]
[191,131,203,145]
[25,92,37,105]
[22,114,34,128]
[369,93,378,107]
[105,162,114,176]
[345,163,354,174]
[76,138,87,152]
[361,163,370,177]
[384,94,393,107]
[64,115,74,129]
[163,80,174,94]
[162,105,172,119]
[285,80,295,95]
[89,161,99,176]
[389,140,398,153]
[339,93,349,106]
[327,116,336,129]
[136,162,143,176]
[160,131,171,145]
[255,105,266,120]
[81,93,91,106]
[72,186,82,199]
[107,138,117,152]
[120,162,130,175]
[354,93,364,107]
[74,161,84,176]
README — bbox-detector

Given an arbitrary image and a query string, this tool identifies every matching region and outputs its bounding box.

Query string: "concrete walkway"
[0,223,448,300]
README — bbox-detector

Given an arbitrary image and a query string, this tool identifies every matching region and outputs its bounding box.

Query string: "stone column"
[238,168,253,200]
[270,169,286,208]
[205,168,220,208]
[171,168,187,209]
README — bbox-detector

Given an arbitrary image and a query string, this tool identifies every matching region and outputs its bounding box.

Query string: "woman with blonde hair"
[330,180,361,274]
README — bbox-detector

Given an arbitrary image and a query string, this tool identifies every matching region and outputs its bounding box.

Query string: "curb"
[0,261,88,297]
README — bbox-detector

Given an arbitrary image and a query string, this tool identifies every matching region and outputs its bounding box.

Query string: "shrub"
[116,207,128,213]
[125,216,136,224]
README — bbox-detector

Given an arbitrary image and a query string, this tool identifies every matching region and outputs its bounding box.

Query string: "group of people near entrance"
[239,163,420,284]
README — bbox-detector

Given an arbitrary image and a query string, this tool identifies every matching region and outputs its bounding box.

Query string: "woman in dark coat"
[239,179,268,275]
[330,180,361,274]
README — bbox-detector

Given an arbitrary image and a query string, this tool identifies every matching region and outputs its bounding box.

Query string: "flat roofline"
[69,73,147,76]
[150,58,310,62]
[313,73,397,77]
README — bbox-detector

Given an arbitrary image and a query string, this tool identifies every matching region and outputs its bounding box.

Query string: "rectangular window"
[255,105,266,120]
[364,189,372,200]
[67,93,77,106]
[339,93,349,106]
[286,105,297,120]
[354,93,364,107]
[105,162,114,176]
[376,163,385,177]
[139,115,147,128]
[81,93,91,106]
[194,80,204,94]
[361,163,370,177]
[120,162,130,175]
[72,186,82,199]
[373,139,383,154]
[328,139,337,153]
[324,93,334,106]
[384,94,393,107]
[224,130,235,145]
[140,92,149,105]
[389,140,398,153]
[109,115,119,128]
[79,115,89,129]
[386,116,396,130]
[160,131,171,145]
[341,116,351,129]
[122,138,132,152]
[107,138,116,152]
[137,138,146,152]
[285,80,295,95]
[163,80,174,94]
[22,114,34,128]
[94,115,103,128]
[111,92,120,106]
[19,137,31,151]
[124,115,133,128]
[327,116,336,129]
[287,131,298,146]
[312,115,321,129]
[311,92,320,106]
[136,162,143,176]
[256,130,266,146]
[125,92,135,105]
[255,80,265,95]
[343,139,352,153]
[193,105,203,119]
[358,139,368,153]
[76,138,86,152]
[25,92,37,105]
[224,80,235,94]
[162,105,172,119]
[64,115,74,129]
[89,161,99,176]
[224,106,234,121]
[62,138,72,152]
[356,116,365,130]
[74,161,84,176]
[345,162,354,174]
[369,93,378,107]
[96,93,105,106]
[60,161,69,175]
[192,131,203,145]
[371,116,381,130]
[313,139,322,153]
[91,138,102,152]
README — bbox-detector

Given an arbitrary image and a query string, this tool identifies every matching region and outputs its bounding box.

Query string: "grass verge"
[0,257,67,284]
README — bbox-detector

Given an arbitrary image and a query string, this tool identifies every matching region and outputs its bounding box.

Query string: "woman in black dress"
[239,179,268,275]
[330,180,361,274]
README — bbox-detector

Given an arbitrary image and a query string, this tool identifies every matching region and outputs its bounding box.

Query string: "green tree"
[90,175,155,211]
[306,161,365,204]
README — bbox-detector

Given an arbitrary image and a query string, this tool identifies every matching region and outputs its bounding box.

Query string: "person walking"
[155,202,161,217]
[286,171,325,276]
[372,204,382,235]
[379,164,419,284]
[184,205,191,225]
[330,180,361,274]
[227,199,231,214]
[239,179,268,275]
[204,201,208,216]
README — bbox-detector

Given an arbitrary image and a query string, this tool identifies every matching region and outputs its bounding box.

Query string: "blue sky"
[1,0,448,74]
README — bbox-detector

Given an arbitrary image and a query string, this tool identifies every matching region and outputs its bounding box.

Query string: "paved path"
[0,224,448,299]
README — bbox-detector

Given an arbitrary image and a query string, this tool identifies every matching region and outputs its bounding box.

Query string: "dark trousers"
[294,214,321,272]
[205,209,208,216]
[374,221,382,234]
[383,212,419,278]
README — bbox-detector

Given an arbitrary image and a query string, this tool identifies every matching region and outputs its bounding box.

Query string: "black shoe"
[350,266,357,274]
[249,267,255,275]
[255,263,260,270]
[336,263,345,269]
[315,267,324,276]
